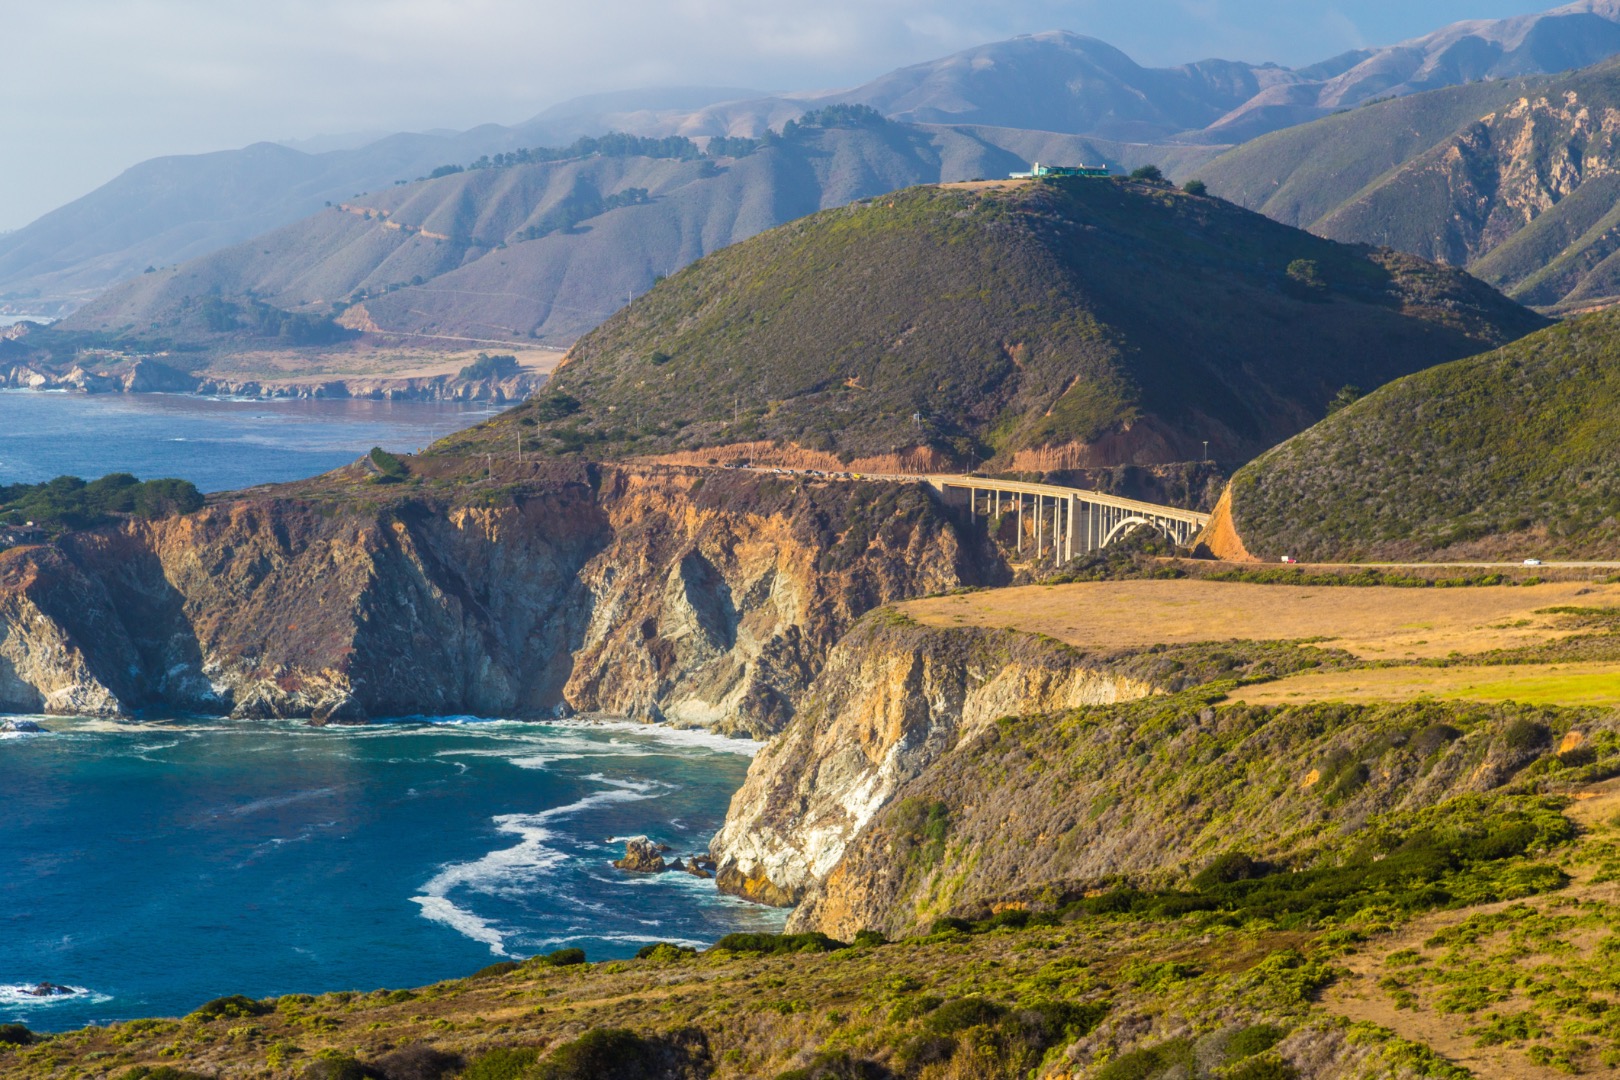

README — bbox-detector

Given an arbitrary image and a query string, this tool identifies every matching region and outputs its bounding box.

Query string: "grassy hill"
[1227,308,1620,561]
[61,121,1201,349]
[436,176,1543,471]
[1202,57,1620,312]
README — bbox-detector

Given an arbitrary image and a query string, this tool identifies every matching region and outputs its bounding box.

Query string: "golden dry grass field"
[899,580,1620,661]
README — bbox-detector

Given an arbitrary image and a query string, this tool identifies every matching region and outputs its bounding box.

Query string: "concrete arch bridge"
[922,475,1210,564]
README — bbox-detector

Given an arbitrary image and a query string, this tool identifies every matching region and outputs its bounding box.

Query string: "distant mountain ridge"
[12,2,1620,327]
[1201,53,1620,311]
[63,120,1190,346]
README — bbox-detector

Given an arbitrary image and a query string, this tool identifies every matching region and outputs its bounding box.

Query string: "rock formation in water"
[0,462,1000,734]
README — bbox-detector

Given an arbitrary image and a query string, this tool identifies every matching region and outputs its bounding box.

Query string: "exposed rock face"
[613,837,670,873]
[717,618,1614,940]
[0,464,997,732]
[710,620,1158,907]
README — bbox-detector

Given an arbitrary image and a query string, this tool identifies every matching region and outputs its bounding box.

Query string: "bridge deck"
[922,474,1210,528]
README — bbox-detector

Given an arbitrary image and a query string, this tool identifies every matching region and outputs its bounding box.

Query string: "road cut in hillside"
[898,579,1620,661]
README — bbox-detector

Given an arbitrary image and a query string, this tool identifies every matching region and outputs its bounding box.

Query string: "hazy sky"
[0,0,1558,230]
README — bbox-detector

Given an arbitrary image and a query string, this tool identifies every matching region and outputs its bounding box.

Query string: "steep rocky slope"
[1203,54,1620,311]
[441,177,1543,473]
[0,463,998,733]
[712,612,1619,940]
[1222,308,1620,562]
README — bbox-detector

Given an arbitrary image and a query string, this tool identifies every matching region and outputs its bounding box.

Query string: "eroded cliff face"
[709,621,1159,906]
[722,618,1606,940]
[0,465,996,732]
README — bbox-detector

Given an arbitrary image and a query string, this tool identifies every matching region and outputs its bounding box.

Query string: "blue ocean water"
[0,390,504,492]
[0,718,783,1032]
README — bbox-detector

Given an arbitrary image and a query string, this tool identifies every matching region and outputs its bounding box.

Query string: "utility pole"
[516,429,522,464]
[1202,440,1210,462]
[487,454,493,481]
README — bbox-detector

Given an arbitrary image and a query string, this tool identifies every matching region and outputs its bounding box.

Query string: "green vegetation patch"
[1229,308,1620,560]
[0,474,204,533]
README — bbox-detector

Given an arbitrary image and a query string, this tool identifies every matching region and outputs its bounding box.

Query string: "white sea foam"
[410,784,661,956]
[0,984,110,1008]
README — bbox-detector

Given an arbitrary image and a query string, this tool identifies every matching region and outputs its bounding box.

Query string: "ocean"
[0,390,504,492]
[0,717,783,1032]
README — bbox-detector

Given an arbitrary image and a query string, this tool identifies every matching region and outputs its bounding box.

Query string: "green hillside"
[1228,308,1620,561]
[438,176,1543,470]
[1202,58,1620,312]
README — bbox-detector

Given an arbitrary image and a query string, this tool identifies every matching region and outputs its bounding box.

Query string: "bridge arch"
[1101,516,1176,548]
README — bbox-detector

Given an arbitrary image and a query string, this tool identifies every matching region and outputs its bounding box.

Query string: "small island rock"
[613,837,670,873]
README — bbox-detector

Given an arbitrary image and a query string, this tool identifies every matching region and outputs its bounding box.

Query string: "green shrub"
[774,1050,893,1079]
[924,996,1007,1033]
[371,1043,462,1080]
[0,1024,32,1047]
[460,1046,539,1080]
[1097,1038,1195,1080]
[530,1028,706,1080]
[190,994,270,1021]
[1226,1058,1300,1080]
[118,1069,213,1080]
[470,960,521,979]
[634,942,697,961]
[711,931,845,955]
[301,1057,381,1080]
[852,929,888,947]
[368,447,408,483]
[1193,852,1268,889]
[928,916,974,936]
[1227,1023,1287,1059]
[1502,719,1550,753]
[527,947,586,967]
[888,995,943,1023]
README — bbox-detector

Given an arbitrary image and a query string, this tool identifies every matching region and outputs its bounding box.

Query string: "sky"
[0,0,1561,231]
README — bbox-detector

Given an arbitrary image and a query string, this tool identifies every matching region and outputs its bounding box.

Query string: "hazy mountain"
[0,89,762,315]
[15,3,1620,324]
[62,121,1195,347]
[1201,55,1620,311]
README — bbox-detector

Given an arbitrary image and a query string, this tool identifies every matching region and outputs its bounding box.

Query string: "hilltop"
[1223,308,1620,561]
[1203,54,1620,311]
[435,176,1543,472]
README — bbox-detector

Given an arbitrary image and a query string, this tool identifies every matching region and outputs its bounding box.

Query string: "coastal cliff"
[0,464,998,732]
[709,620,1159,905]
[711,616,1599,939]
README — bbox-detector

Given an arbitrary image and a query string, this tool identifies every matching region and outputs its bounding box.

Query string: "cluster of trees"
[0,474,205,530]
[456,353,520,380]
[515,185,653,242]
[196,296,354,345]
[779,103,889,139]
[423,108,896,181]
[424,134,704,180]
